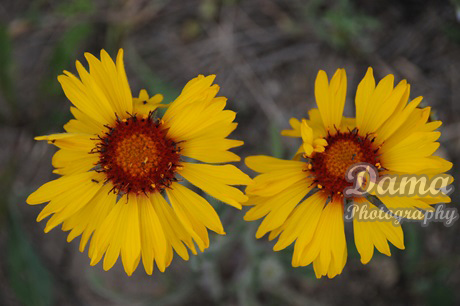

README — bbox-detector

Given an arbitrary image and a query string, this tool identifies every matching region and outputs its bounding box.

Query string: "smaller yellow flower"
[244,67,452,278]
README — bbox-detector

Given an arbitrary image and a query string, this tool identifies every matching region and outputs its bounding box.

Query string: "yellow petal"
[378,196,432,220]
[58,71,115,125]
[27,171,100,205]
[181,137,243,163]
[355,67,376,130]
[133,91,166,115]
[35,133,96,151]
[164,183,224,235]
[165,184,208,251]
[99,198,126,271]
[246,167,307,197]
[352,199,404,264]
[138,194,168,274]
[164,75,217,117]
[381,132,441,173]
[165,97,235,142]
[153,192,196,260]
[63,183,117,252]
[358,73,409,134]
[300,119,327,156]
[281,118,302,138]
[179,163,251,209]
[245,156,306,174]
[314,69,347,133]
[83,49,133,118]
[294,196,346,278]
[52,149,98,175]
[42,175,105,232]
[65,107,106,135]
[274,192,325,251]
[120,197,141,276]
[246,180,313,238]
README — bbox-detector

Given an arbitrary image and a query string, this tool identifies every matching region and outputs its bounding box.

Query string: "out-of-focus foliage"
[6,206,54,306]
[304,0,379,52]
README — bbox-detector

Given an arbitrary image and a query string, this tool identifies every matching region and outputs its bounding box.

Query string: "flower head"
[27,49,251,276]
[244,68,452,278]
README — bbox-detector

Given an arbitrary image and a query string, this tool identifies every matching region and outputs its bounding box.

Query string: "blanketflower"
[27,49,251,276]
[244,68,452,278]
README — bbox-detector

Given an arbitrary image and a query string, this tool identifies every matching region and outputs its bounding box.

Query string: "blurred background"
[0,0,459,305]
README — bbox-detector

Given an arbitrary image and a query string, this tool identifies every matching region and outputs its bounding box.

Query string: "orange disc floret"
[93,114,181,195]
[310,129,379,195]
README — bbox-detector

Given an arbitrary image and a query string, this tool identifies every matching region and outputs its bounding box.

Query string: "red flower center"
[94,115,181,195]
[310,130,379,196]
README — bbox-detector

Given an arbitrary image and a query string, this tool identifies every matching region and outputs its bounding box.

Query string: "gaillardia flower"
[244,68,452,278]
[27,49,251,276]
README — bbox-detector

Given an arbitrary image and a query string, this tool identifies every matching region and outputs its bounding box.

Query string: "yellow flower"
[27,49,251,276]
[244,68,452,278]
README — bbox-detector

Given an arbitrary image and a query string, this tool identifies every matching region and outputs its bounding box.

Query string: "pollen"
[310,131,379,195]
[114,134,157,176]
[93,115,181,195]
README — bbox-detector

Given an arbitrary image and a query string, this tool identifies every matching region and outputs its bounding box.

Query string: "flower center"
[94,115,181,195]
[310,131,379,195]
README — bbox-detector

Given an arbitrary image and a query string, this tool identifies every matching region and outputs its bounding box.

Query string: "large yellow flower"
[244,68,453,278]
[27,49,251,276]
